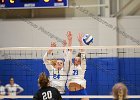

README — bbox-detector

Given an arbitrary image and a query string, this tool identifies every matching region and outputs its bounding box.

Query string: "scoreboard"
[0,0,68,9]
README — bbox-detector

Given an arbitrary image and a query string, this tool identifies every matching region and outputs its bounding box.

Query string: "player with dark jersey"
[33,72,62,100]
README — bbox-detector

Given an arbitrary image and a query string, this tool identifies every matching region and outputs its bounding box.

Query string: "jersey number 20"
[42,91,52,100]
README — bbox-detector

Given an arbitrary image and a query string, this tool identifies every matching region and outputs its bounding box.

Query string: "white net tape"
[0,95,140,99]
[0,45,140,50]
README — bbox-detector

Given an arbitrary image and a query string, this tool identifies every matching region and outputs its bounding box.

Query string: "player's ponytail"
[38,72,49,88]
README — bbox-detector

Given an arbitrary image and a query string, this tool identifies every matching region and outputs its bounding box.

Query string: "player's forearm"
[16,91,21,95]
[81,52,86,70]
[67,31,72,51]
[16,90,24,95]
[77,33,85,52]
[17,87,24,95]
[80,46,85,52]
[43,51,49,62]
[68,40,72,46]
[67,50,72,63]
[64,50,72,72]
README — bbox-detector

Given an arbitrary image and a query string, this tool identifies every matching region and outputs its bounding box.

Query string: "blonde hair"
[50,59,64,67]
[112,83,128,100]
[50,59,57,66]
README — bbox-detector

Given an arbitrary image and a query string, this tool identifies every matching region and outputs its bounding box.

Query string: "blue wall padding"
[0,58,140,100]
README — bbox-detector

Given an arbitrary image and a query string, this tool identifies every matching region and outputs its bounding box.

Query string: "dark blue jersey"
[33,86,62,100]
[113,99,128,100]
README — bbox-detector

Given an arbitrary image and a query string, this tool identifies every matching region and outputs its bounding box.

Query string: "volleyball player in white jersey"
[67,33,88,100]
[5,78,24,100]
[0,80,5,100]
[43,31,72,94]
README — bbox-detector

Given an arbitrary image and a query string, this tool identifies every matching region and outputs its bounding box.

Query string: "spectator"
[112,83,128,100]
[5,77,24,100]
[0,80,5,100]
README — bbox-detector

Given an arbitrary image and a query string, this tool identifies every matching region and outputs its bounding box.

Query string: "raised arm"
[77,33,86,70]
[43,42,56,62]
[67,31,73,61]
[80,52,86,70]
[77,33,85,52]
[67,31,72,47]
[43,42,56,70]
[63,31,73,73]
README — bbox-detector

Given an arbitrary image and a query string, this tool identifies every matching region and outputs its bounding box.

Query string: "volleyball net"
[0,46,140,100]
[0,95,140,99]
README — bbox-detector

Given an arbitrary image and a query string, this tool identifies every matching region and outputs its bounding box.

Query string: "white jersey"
[5,83,24,96]
[43,50,71,94]
[0,85,5,100]
[0,85,5,95]
[67,52,87,89]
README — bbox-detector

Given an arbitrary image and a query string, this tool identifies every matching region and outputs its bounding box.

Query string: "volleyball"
[82,34,94,45]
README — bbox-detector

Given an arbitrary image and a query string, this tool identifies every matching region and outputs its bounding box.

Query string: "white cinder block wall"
[0,16,140,47]
[118,16,140,45]
[0,17,117,47]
